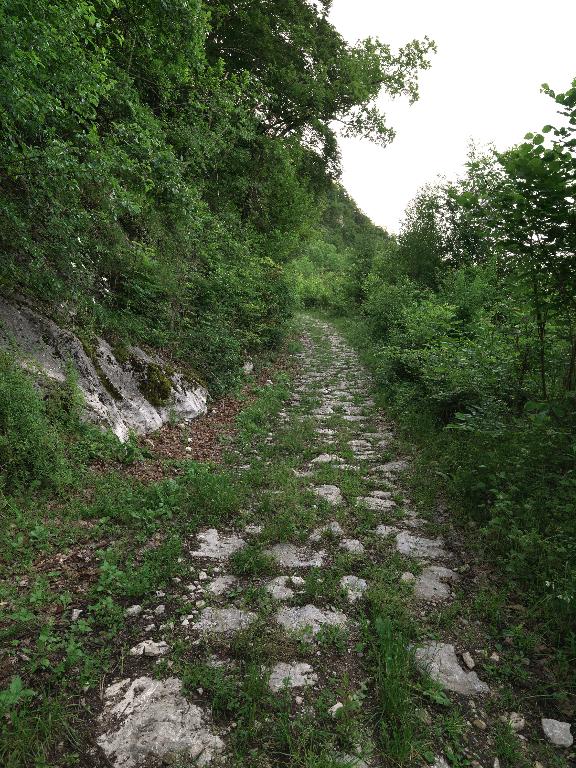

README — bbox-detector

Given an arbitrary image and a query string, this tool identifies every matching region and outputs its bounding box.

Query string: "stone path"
[97,318,573,767]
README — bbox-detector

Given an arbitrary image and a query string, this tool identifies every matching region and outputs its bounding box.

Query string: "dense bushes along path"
[2,318,573,766]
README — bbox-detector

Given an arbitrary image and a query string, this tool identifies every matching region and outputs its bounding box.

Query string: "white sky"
[329,0,576,233]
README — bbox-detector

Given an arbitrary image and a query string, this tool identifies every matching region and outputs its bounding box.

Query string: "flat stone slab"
[309,521,344,542]
[341,575,368,603]
[97,676,224,767]
[541,718,573,747]
[357,496,396,512]
[268,662,318,692]
[267,543,324,568]
[266,576,295,600]
[370,490,393,499]
[312,485,344,505]
[370,460,408,474]
[340,538,365,554]
[348,440,372,450]
[414,566,459,601]
[375,525,400,537]
[192,607,255,634]
[395,531,448,560]
[206,575,238,596]
[311,454,345,464]
[191,529,246,560]
[415,642,489,696]
[276,604,347,636]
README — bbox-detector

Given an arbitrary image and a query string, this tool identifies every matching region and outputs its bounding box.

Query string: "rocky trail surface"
[93,318,573,768]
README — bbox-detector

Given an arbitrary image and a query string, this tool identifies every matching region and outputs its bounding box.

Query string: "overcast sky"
[329,0,576,234]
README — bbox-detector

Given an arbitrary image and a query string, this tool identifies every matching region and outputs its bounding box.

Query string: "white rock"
[508,712,526,732]
[206,575,238,596]
[97,676,224,767]
[357,496,396,512]
[290,576,306,587]
[244,524,262,535]
[71,609,82,621]
[309,521,344,542]
[415,642,489,696]
[0,300,208,442]
[375,525,400,537]
[370,490,392,499]
[266,576,294,601]
[462,652,475,670]
[268,662,318,692]
[312,485,344,506]
[541,718,573,747]
[340,538,365,554]
[311,454,345,464]
[329,702,344,717]
[129,640,169,657]
[192,607,255,634]
[340,575,368,603]
[400,572,416,582]
[414,566,459,602]
[154,605,165,616]
[267,543,324,568]
[125,605,143,618]
[395,532,448,560]
[276,605,347,636]
[191,529,246,560]
[198,571,208,581]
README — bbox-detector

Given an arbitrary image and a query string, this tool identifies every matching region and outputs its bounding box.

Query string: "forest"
[0,1,574,767]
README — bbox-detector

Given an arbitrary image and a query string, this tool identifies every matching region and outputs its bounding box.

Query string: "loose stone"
[541,718,573,747]
[415,642,490,696]
[125,605,143,618]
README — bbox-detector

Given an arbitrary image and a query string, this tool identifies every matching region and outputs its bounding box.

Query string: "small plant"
[230,544,276,577]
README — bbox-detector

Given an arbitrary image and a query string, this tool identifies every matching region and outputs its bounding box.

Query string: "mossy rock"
[140,362,173,407]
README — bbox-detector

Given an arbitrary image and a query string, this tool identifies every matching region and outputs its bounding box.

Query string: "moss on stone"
[140,362,172,407]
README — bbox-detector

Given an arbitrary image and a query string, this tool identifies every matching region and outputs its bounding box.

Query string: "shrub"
[0,352,71,493]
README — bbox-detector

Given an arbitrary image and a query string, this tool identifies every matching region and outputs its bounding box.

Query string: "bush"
[0,352,71,493]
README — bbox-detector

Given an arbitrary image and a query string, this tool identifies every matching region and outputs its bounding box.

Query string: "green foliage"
[0,0,432,394]
[0,352,72,493]
[313,78,576,658]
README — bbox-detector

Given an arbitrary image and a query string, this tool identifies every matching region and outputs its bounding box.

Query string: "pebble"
[125,605,143,618]
[541,717,573,747]
[154,604,165,615]
[329,702,344,717]
[71,609,82,621]
[462,651,475,669]
[473,718,487,730]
